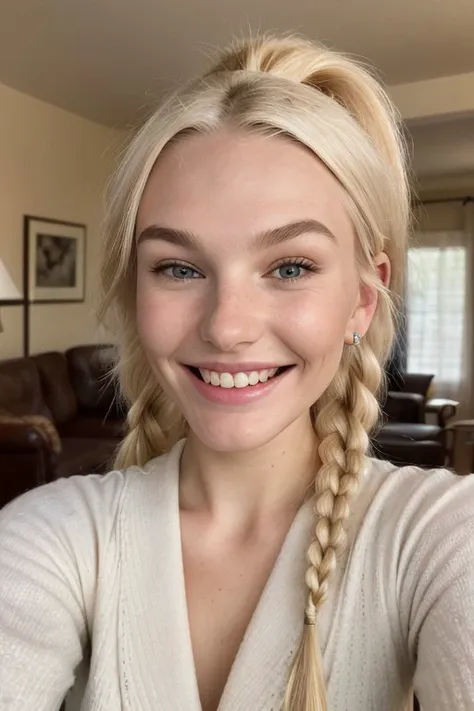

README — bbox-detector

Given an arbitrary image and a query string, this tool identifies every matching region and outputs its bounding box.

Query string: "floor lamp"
[0,258,23,350]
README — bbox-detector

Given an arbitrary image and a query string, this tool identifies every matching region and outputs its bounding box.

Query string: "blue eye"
[169,265,199,280]
[276,264,303,279]
[150,262,202,280]
[270,260,318,281]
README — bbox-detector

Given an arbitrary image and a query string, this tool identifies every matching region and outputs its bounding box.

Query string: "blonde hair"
[99,34,410,711]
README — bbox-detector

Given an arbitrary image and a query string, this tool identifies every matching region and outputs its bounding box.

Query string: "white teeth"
[197,367,283,388]
[234,372,249,388]
[248,371,259,385]
[220,373,234,389]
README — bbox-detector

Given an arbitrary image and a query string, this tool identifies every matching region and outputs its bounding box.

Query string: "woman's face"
[136,129,379,452]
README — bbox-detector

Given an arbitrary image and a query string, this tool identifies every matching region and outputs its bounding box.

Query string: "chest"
[181,520,292,711]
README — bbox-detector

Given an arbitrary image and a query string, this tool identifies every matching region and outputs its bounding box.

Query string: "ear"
[344,253,391,344]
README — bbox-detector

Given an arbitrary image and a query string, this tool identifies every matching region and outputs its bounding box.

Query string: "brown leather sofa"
[0,344,126,508]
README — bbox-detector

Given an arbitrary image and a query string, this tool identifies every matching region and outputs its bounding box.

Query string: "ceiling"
[1,0,474,127]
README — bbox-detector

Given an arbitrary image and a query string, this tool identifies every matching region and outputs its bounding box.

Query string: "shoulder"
[354,459,474,625]
[349,459,474,599]
[1,467,132,537]
[0,468,140,707]
[355,458,474,536]
[0,448,179,638]
[358,463,474,701]
[0,470,136,595]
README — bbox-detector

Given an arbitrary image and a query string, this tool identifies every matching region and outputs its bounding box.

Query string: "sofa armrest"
[0,421,50,453]
[383,391,425,423]
[425,398,459,428]
[0,422,57,505]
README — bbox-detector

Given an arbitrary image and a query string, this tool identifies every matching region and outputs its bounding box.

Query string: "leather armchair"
[383,391,425,424]
[372,374,447,468]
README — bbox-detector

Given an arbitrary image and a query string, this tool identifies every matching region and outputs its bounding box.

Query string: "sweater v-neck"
[119,441,315,711]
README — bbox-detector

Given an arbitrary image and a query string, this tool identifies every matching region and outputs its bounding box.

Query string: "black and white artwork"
[36,234,77,288]
[24,217,86,302]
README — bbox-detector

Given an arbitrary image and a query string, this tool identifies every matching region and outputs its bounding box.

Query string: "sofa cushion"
[372,438,446,468]
[33,352,78,424]
[0,357,52,419]
[57,415,124,440]
[379,422,441,442]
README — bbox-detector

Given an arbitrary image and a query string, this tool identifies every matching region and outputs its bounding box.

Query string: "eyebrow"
[137,219,336,250]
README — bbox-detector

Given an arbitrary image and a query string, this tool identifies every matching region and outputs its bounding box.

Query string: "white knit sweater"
[1,441,473,711]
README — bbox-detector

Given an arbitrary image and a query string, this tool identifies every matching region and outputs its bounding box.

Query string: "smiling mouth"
[185,365,295,389]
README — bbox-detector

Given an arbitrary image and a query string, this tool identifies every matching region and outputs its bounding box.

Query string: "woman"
[1,34,473,711]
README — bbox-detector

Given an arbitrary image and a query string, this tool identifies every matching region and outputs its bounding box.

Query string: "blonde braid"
[284,341,383,711]
[113,339,186,469]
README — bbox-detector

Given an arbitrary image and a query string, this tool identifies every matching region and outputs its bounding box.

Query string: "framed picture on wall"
[24,215,86,303]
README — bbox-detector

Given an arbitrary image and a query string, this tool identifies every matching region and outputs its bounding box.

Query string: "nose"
[200,283,265,352]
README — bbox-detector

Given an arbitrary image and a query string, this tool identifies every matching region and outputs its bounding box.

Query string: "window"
[407,231,467,396]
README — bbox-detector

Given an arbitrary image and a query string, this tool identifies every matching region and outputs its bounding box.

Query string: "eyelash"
[149,257,321,283]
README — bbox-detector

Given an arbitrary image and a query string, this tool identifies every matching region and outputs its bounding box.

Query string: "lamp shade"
[0,259,21,300]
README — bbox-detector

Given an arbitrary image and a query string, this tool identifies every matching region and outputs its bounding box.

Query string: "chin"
[186,414,286,454]
[185,407,303,454]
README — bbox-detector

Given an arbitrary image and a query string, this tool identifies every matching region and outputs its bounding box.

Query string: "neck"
[179,415,318,534]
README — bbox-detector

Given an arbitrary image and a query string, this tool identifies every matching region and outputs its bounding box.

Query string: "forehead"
[136,129,354,243]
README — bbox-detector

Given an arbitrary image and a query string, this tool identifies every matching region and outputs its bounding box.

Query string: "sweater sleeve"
[0,471,126,711]
[396,469,474,710]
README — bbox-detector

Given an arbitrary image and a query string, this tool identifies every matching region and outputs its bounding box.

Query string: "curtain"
[407,223,472,410]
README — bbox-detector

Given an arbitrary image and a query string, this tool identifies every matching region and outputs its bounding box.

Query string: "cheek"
[278,287,354,356]
[136,285,195,356]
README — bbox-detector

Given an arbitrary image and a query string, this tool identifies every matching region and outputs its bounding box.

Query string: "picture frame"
[24,215,86,303]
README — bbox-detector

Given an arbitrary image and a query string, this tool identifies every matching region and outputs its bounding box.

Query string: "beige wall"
[419,172,474,199]
[390,71,474,122]
[0,82,124,359]
[415,173,474,230]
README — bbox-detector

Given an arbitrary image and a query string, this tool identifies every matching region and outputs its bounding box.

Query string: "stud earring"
[345,332,362,346]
